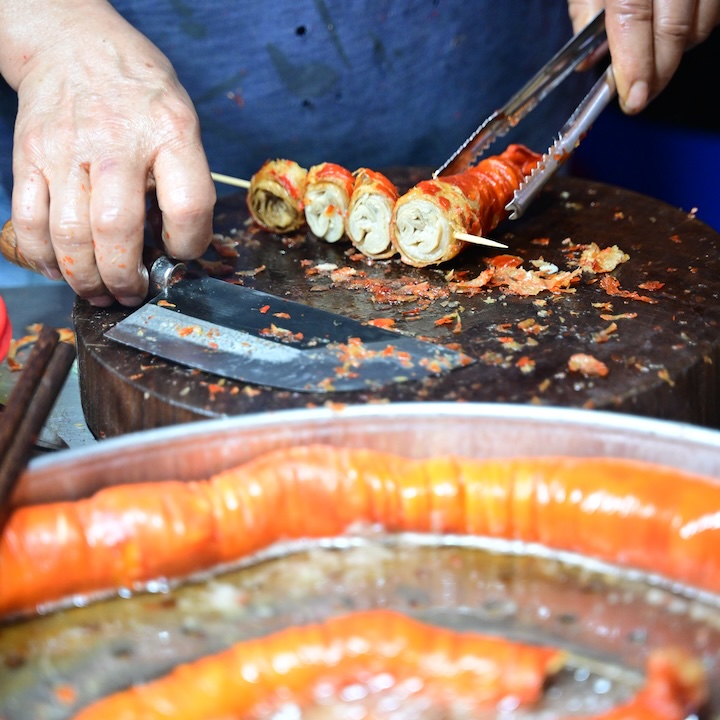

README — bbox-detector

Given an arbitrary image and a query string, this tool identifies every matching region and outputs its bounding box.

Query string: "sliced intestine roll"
[391,144,541,267]
[302,163,356,243]
[345,168,400,259]
[247,159,308,233]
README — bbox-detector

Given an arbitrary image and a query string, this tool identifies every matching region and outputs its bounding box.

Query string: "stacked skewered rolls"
[246,145,541,267]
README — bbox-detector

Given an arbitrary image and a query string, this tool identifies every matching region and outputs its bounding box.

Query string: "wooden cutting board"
[73,172,720,438]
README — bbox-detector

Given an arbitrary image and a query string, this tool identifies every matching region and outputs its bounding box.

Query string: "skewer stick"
[454,232,508,249]
[211,172,251,189]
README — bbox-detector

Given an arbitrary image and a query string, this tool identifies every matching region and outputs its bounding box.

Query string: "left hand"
[0,0,216,308]
[567,0,720,113]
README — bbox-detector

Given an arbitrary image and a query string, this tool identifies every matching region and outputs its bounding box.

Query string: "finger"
[89,156,149,307]
[49,165,114,305]
[152,143,216,262]
[649,0,697,101]
[10,166,58,279]
[567,0,607,34]
[566,0,610,71]
[691,0,720,45]
[604,0,656,113]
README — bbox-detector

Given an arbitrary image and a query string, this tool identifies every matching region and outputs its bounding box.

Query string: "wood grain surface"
[73,172,720,438]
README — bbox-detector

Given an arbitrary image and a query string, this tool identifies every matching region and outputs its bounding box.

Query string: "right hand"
[0,0,216,307]
[568,0,720,114]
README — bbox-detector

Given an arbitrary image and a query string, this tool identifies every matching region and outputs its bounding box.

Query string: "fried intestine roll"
[247,159,308,233]
[345,168,400,259]
[302,163,356,243]
[391,144,541,267]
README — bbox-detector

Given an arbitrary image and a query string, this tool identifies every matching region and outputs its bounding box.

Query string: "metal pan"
[2,403,720,719]
[11,401,720,508]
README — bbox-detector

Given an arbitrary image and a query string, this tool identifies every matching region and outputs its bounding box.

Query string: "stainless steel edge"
[11,403,720,507]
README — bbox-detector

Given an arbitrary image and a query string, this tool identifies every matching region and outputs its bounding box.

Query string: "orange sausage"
[2,446,720,616]
[72,608,566,719]
[71,610,708,720]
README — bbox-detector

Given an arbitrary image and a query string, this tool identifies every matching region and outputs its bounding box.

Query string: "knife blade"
[1,220,474,393]
[105,269,474,393]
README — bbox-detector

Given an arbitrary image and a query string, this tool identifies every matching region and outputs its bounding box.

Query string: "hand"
[0,0,216,307]
[567,0,720,113]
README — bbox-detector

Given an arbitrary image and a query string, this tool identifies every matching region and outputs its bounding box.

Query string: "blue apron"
[0,0,588,286]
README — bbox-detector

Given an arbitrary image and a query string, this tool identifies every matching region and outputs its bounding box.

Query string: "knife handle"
[0,218,186,295]
[0,219,35,272]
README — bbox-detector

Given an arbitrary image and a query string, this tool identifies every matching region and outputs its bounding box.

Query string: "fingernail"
[117,295,146,307]
[40,265,63,281]
[624,81,649,114]
[87,295,115,308]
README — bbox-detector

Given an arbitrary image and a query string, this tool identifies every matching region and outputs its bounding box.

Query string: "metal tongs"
[434,9,615,220]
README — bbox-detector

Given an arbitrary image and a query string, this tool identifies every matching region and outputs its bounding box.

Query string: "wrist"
[0,0,120,89]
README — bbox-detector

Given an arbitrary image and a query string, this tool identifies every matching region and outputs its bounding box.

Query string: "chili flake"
[516,356,536,373]
[568,353,609,378]
[259,324,304,343]
[367,318,396,329]
[600,275,657,304]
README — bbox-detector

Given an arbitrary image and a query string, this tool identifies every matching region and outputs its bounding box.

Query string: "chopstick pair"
[0,325,76,533]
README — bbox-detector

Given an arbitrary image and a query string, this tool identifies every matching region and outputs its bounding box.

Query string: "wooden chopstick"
[0,325,76,533]
[0,325,59,459]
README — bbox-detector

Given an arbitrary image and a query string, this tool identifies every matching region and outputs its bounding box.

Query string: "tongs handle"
[434,9,608,178]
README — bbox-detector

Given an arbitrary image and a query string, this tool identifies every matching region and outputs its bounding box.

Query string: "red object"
[0,294,11,363]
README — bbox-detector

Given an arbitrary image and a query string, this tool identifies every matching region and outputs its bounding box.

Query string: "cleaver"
[105,256,474,393]
[0,221,473,393]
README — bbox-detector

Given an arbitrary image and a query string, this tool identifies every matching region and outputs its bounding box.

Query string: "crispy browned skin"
[247,158,308,233]
[392,144,541,267]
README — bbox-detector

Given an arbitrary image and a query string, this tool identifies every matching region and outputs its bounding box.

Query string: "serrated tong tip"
[434,8,611,199]
[506,64,617,220]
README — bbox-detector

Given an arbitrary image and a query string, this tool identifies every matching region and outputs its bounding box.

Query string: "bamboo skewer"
[454,232,508,249]
[211,172,251,189]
